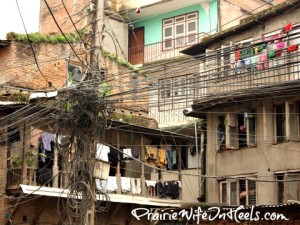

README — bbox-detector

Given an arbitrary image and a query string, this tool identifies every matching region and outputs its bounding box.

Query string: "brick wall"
[39,0,91,34]
[0,40,86,90]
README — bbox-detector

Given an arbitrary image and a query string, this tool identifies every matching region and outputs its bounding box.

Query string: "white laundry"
[131,178,141,195]
[121,177,131,193]
[95,179,108,191]
[145,180,157,187]
[107,176,117,193]
[96,143,110,162]
[123,148,133,159]
[175,181,182,188]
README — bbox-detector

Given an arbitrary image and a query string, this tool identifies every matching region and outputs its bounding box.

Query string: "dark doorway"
[129,27,144,65]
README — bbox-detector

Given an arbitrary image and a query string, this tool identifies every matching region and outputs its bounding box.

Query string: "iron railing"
[129,32,206,65]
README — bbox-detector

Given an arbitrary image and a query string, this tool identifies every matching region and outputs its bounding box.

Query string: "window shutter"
[263,105,274,144]
[288,102,299,141]
[248,180,256,205]
[226,113,239,149]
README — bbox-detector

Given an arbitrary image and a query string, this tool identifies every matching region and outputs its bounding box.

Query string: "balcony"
[5,123,191,207]
[128,32,205,65]
[193,44,300,102]
[9,166,182,207]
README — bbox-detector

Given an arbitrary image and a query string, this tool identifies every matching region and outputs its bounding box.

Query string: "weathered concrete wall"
[219,0,286,31]
[206,97,300,205]
[103,18,129,61]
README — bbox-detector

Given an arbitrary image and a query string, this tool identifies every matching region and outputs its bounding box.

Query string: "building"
[126,0,285,131]
[1,100,199,224]
[0,1,203,224]
[182,0,300,206]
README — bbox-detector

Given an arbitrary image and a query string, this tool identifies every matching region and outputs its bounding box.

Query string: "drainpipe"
[200,127,206,202]
[195,122,201,200]
[217,0,221,32]
[200,129,205,197]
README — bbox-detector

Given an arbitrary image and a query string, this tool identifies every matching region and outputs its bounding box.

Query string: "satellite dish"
[71,68,86,82]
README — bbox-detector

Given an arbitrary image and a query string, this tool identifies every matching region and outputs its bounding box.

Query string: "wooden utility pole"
[86,1,106,225]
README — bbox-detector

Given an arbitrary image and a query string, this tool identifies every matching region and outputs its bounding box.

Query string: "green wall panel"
[132,1,218,45]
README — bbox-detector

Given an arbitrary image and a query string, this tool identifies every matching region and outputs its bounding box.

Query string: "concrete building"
[127,0,285,130]
[182,0,300,206]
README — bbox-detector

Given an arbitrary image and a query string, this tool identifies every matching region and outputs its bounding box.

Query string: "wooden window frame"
[162,12,198,50]
[220,177,257,206]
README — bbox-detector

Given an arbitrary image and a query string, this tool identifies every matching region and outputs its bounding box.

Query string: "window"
[220,181,227,204]
[217,115,226,151]
[220,178,256,205]
[230,181,238,205]
[159,76,195,99]
[276,173,300,203]
[159,75,196,111]
[163,12,198,50]
[273,101,300,143]
[222,111,256,150]
[288,102,300,141]
[274,104,286,143]
[219,45,234,78]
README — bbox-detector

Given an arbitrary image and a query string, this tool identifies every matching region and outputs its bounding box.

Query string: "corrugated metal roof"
[111,120,194,139]
[0,101,26,105]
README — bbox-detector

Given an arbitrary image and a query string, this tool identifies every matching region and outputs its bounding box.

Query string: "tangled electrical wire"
[52,70,113,224]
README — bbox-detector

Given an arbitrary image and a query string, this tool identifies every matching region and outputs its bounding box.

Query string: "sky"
[0,0,40,40]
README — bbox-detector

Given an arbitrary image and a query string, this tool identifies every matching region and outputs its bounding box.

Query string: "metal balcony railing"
[128,32,206,65]
[197,47,300,98]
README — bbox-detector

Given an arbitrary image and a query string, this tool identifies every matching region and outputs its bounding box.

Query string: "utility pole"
[86,1,106,225]
[90,0,105,78]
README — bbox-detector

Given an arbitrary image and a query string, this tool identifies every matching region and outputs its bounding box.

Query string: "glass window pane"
[221,183,227,203]
[164,39,173,49]
[163,19,173,26]
[176,24,184,35]
[175,16,185,22]
[165,27,173,37]
[176,37,185,47]
[188,21,196,32]
[230,182,237,205]
[187,13,197,20]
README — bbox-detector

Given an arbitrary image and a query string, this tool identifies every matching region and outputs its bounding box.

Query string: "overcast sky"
[0,0,40,40]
